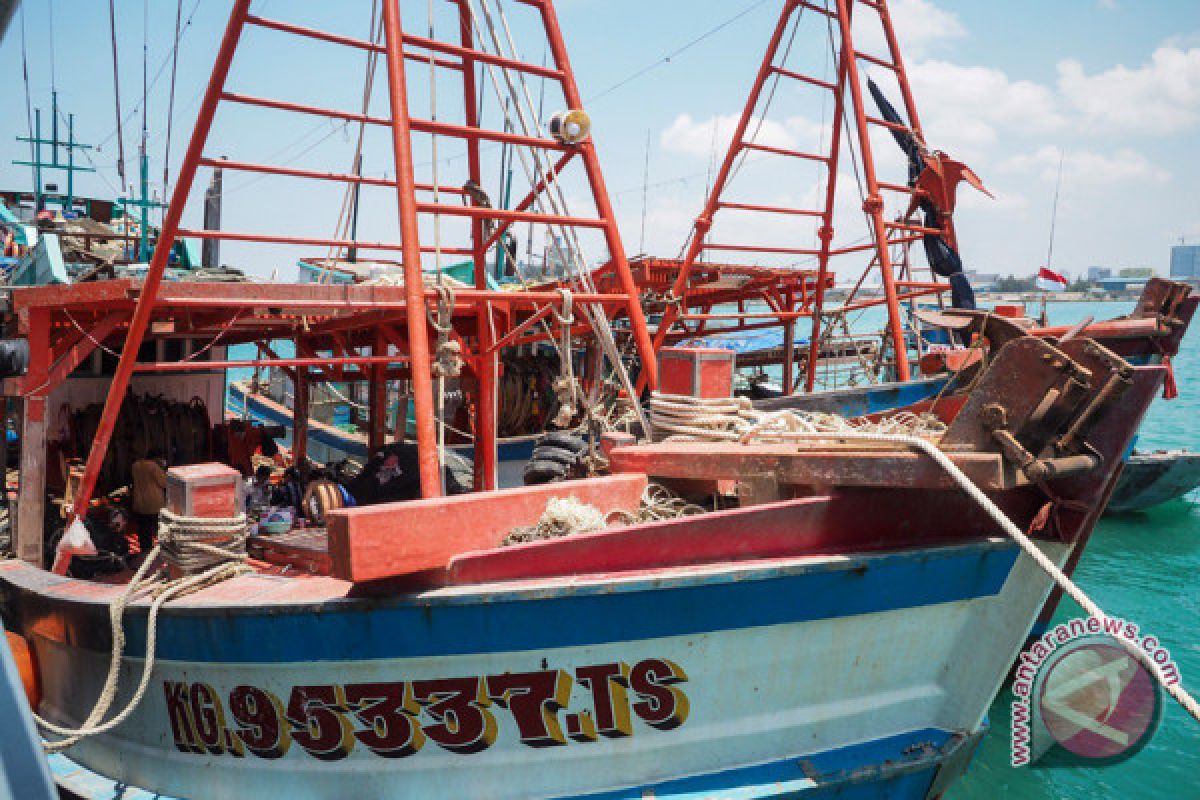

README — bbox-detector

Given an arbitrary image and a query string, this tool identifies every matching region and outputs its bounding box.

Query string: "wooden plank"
[327,473,648,583]
[15,397,46,567]
[608,443,1009,491]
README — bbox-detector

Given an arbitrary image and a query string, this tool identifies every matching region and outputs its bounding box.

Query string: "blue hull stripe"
[113,543,1019,663]
[565,728,957,800]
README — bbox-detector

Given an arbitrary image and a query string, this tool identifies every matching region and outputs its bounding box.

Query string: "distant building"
[1098,277,1150,293]
[1171,246,1200,280]
[965,271,1000,291]
[1118,267,1155,279]
[1087,266,1112,282]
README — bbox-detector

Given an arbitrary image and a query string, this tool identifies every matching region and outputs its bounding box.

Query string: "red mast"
[68,0,657,521]
[653,0,959,391]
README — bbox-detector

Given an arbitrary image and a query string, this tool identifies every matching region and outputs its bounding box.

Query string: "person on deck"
[244,465,274,512]
[301,469,347,526]
[272,466,304,516]
[130,448,168,553]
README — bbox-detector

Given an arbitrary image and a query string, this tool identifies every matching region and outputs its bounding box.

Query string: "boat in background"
[1107,450,1200,513]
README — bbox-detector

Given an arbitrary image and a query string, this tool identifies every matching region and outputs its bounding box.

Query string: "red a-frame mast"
[66,0,658,522]
[653,0,961,391]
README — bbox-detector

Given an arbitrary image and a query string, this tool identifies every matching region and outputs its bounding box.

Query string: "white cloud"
[856,0,965,59]
[660,113,823,159]
[905,60,1068,159]
[1057,46,1200,134]
[1002,145,1170,185]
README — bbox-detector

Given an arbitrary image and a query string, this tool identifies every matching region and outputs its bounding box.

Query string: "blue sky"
[2,0,1198,281]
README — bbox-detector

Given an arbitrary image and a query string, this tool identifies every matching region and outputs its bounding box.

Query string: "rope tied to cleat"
[34,512,251,753]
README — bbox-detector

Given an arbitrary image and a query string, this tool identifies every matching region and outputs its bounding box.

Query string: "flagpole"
[1040,151,1066,327]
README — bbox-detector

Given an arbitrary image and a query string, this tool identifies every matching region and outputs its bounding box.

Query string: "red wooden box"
[658,347,735,399]
[167,463,243,518]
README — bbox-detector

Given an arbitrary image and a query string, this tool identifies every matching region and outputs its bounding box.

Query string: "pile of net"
[648,392,947,444]
[502,485,705,547]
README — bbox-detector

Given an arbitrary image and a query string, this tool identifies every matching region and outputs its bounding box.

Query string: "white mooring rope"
[35,512,251,753]
[737,423,1200,725]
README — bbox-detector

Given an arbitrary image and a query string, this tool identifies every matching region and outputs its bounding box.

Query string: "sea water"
[949,301,1200,799]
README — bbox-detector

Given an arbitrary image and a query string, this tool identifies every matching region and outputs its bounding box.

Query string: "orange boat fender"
[4,631,41,709]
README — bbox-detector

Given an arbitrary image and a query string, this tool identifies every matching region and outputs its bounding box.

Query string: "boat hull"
[3,535,1070,799]
[1106,450,1200,513]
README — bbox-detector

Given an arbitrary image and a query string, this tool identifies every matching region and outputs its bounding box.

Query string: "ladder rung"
[866,115,912,135]
[741,141,829,164]
[220,92,568,151]
[856,52,899,72]
[771,66,837,92]
[176,229,473,257]
[402,32,567,82]
[719,202,824,218]
[417,203,608,229]
[245,14,461,72]
[703,243,822,257]
[879,181,925,196]
[830,236,921,256]
[246,14,567,83]
[797,0,838,19]
[197,157,464,196]
[886,221,943,236]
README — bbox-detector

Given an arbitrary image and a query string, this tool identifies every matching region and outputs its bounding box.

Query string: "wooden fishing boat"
[1107,450,1200,513]
[1,324,1167,799]
[0,2,1179,798]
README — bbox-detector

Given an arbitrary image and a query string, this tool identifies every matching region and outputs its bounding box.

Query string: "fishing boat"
[1107,450,1200,513]
[0,2,1185,798]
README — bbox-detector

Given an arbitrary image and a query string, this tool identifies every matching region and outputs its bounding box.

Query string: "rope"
[551,288,579,428]
[466,0,652,435]
[736,425,1200,725]
[648,392,947,443]
[35,513,251,753]
[503,484,704,546]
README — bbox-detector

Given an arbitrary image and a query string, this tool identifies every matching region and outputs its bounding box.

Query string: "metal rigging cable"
[163,0,185,199]
[19,3,35,191]
[95,0,202,151]
[585,0,772,104]
[107,0,127,184]
[48,0,56,95]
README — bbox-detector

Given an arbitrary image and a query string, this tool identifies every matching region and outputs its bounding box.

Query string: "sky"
[1,0,1198,282]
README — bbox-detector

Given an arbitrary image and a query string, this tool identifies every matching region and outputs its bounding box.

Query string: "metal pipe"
[535,0,658,388]
[457,0,498,491]
[381,0,441,498]
[834,0,910,381]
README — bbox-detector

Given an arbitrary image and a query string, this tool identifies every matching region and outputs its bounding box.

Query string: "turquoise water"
[950,302,1200,799]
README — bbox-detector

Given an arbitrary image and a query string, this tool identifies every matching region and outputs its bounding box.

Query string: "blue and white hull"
[6,534,1070,799]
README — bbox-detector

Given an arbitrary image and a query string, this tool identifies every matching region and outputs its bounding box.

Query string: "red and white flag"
[1036,267,1069,292]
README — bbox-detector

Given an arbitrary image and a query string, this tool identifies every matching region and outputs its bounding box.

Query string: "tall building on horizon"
[1172,245,1200,280]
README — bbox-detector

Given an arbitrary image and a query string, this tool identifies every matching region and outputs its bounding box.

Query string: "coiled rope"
[737,423,1200,725]
[649,391,947,443]
[503,484,704,547]
[35,512,251,752]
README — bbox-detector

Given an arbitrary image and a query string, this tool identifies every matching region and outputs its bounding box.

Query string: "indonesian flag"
[1036,267,1069,292]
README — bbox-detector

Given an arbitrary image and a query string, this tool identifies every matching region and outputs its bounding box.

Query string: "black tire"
[538,432,587,454]
[530,445,581,468]
[441,449,475,495]
[524,459,569,486]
